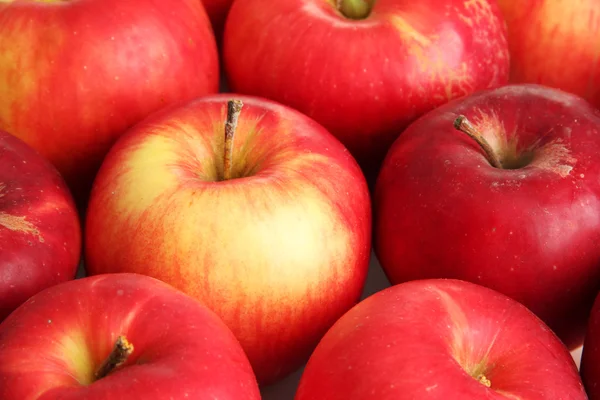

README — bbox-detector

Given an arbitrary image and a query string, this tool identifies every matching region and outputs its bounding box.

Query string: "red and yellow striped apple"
[374,84,600,350]
[0,0,220,206]
[0,130,80,322]
[295,279,587,399]
[497,0,600,109]
[223,0,510,183]
[0,273,261,399]
[84,94,372,385]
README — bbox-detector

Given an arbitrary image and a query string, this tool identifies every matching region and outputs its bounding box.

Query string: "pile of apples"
[2,0,600,398]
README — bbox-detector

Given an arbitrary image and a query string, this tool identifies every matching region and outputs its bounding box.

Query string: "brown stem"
[94,335,134,380]
[223,99,244,180]
[453,115,502,169]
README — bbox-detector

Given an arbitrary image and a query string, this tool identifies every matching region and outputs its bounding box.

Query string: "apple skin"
[0,0,220,206]
[581,291,600,399]
[0,273,261,400]
[295,279,587,399]
[374,83,600,350]
[497,0,600,109]
[222,0,510,183]
[0,130,81,322]
[202,0,235,42]
[84,94,372,385]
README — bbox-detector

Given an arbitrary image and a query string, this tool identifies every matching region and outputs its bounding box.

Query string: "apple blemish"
[527,138,577,178]
[0,212,45,243]
[0,183,45,242]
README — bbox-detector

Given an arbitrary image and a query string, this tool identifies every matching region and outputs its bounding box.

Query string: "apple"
[497,0,600,109]
[0,130,81,322]
[374,83,600,351]
[83,94,372,385]
[295,279,587,399]
[0,0,220,207]
[222,0,510,184]
[0,273,261,399]
[580,290,600,399]
[202,0,235,42]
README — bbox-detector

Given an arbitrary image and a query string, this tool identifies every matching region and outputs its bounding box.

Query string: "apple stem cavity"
[453,115,502,169]
[94,335,134,381]
[223,99,244,181]
[336,0,373,20]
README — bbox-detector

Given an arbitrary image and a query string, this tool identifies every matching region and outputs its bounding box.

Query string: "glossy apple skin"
[0,130,81,322]
[497,0,600,109]
[202,0,235,42]
[295,279,586,399]
[374,84,600,350]
[581,292,600,399]
[84,94,372,385]
[0,273,261,400]
[223,0,510,183]
[0,0,219,206]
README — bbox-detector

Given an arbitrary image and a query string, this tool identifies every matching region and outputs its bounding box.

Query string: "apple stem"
[223,99,244,181]
[453,115,502,169]
[94,335,134,381]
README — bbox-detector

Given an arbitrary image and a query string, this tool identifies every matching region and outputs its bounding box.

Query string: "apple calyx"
[335,0,373,19]
[477,373,492,388]
[94,335,134,381]
[453,115,502,169]
[222,99,244,181]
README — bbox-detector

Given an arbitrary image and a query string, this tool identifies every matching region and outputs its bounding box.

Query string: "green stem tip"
[336,0,373,20]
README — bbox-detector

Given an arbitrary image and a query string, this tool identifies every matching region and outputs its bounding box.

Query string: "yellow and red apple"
[84,94,372,385]
[0,0,220,206]
[0,273,261,399]
[223,0,510,183]
[295,279,587,399]
[497,0,600,108]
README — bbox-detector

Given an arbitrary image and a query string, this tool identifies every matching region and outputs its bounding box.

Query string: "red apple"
[374,83,600,350]
[222,0,510,183]
[84,94,372,385]
[497,0,600,109]
[581,290,600,399]
[295,279,587,399]
[0,0,220,206]
[0,130,81,322]
[0,273,261,399]
[202,0,235,42]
